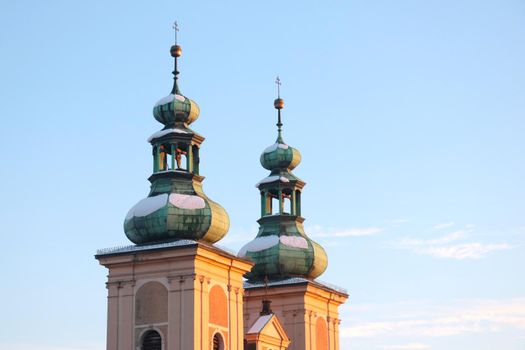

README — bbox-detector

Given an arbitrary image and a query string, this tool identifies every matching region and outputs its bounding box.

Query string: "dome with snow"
[124,185,229,245]
[239,217,327,280]
[153,93,200,127]
[260,137,301,171]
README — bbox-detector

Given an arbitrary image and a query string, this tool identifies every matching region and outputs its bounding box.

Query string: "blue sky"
[0,1,524,349]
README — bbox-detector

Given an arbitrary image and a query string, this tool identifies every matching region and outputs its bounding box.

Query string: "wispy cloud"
[393,228,511,259]
[342,298,525,339]
[396,230,467,247]
[382,343,430,349]
[309,225,384,238]
[433,222,455,230]
[418,243,511,259]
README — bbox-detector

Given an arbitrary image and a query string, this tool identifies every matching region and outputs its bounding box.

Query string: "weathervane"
[172,21,179,45]
[275,76,281,98]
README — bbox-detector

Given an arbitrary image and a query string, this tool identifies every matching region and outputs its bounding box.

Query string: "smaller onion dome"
[260,137,302,171]
[260,92,302,171]
[153,93,200,126]
[152,42,200,127]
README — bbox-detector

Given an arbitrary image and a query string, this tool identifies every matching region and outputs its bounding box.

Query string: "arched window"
[212,332,224,350]
[142,330,161,350]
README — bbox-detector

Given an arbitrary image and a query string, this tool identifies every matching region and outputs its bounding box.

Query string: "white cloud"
[433,222,455,230]
[309,226,384,238]
[393,229,511,260]
[419,243,511,259]
[341,298,525,339]
[382,343,430,349]
[396,230,466,247]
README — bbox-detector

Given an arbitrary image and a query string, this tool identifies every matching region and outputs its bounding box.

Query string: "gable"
[246,314,290,344]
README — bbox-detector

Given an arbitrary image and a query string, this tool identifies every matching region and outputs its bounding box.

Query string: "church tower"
[96,29,253,350]
[240,81,348,350]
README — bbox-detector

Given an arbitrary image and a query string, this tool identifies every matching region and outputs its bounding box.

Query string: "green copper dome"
[153,93,200,127]
[124,171,229,245]
[239,92,327,282]
[260,135,302,171]
[239,216,327,280]
[124,42,229,245]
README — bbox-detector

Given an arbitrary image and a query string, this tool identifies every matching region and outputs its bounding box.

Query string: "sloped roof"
[247,314,273,334]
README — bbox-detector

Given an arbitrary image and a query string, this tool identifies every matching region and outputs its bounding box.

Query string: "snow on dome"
[125,194,168,220]
[263,142,289,153]
[147,128,189,142]
[154,94,186,107]
[238,235,280,257]
[280,235,309,249]
[169,193,206,210]
[255,175,290,187]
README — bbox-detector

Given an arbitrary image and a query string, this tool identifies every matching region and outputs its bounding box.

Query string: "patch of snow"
[255,175,290,187]
[169,193,206,210]
[154,94,185,107]
[125,194,168,220]
[280,235,309,249]
[147,128,189,142]
[263,142,289,153]
[238,235,279,257]
[247,314,273,334]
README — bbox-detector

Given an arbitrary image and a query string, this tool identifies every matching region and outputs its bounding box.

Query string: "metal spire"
[170,21,182,94]
[274,76,284,140]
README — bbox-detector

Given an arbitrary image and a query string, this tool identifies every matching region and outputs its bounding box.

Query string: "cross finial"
[172,21,179,44]
[275,76,281,98]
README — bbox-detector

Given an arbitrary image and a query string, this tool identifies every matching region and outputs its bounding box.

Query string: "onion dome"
[260,135,302,171]
[153,45,200,127]
[124,35,229,245]
[239,79,328,281]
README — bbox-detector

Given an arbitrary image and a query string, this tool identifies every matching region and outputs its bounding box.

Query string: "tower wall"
[97,242,253,350]
[243,281,347,350]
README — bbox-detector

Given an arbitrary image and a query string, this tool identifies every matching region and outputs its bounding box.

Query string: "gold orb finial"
[170,45,182,57]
